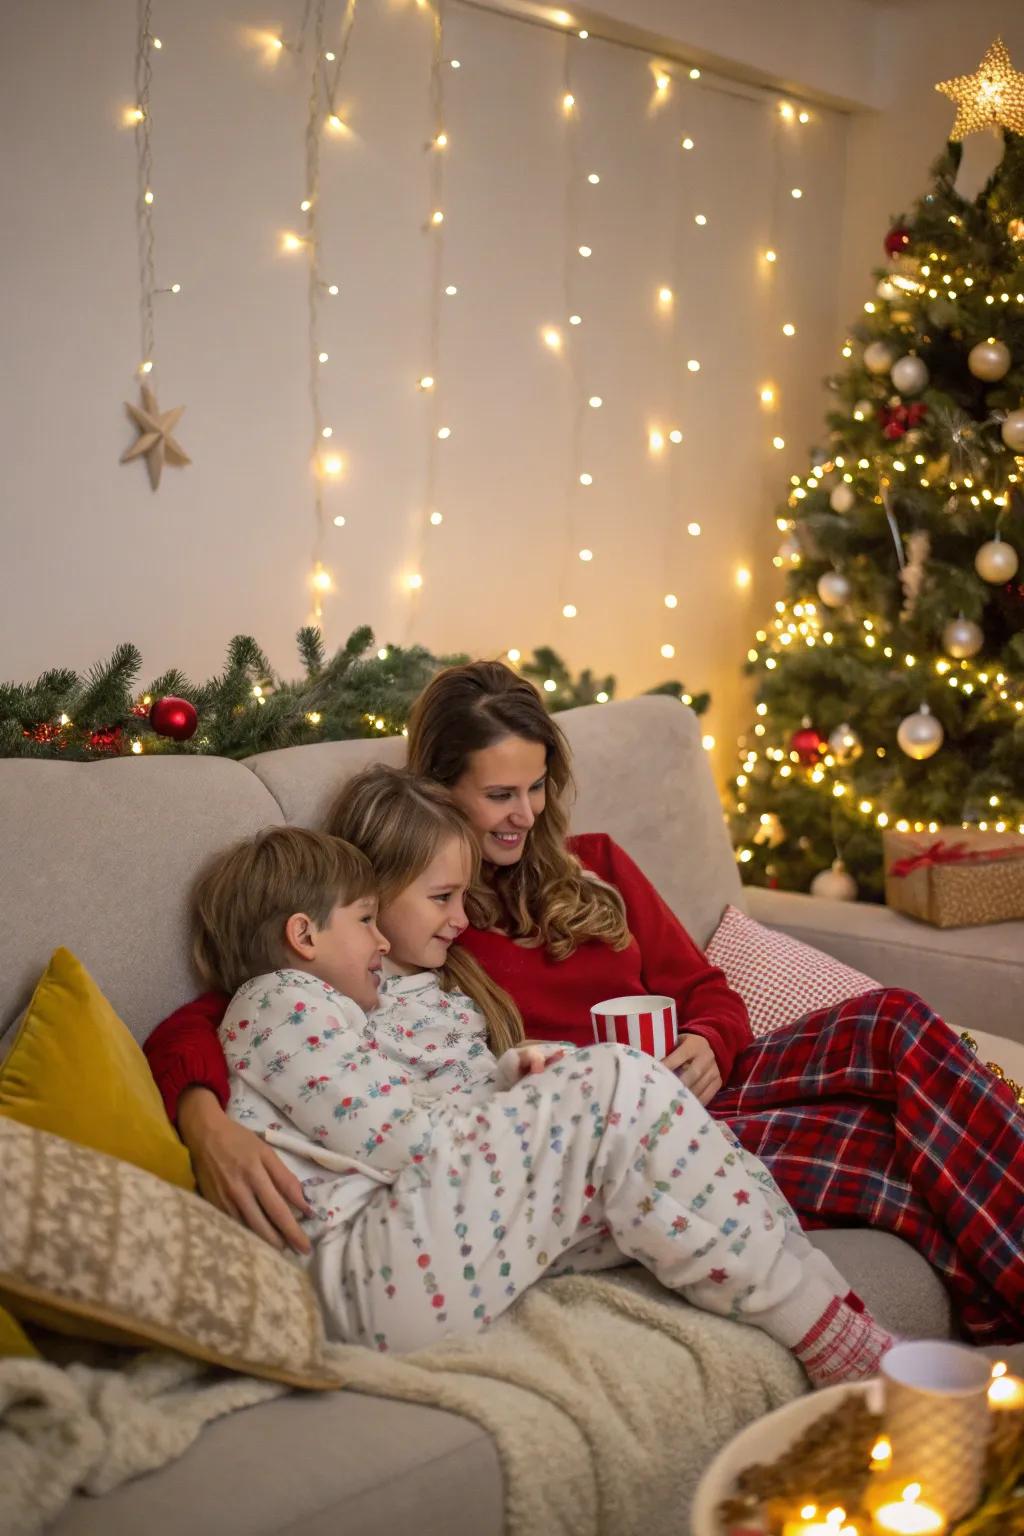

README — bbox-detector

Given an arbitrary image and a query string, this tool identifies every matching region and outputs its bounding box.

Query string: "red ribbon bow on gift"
[888,837,1024,879]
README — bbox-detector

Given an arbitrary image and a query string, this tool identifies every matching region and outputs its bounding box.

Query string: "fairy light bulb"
[272,36,284,50]
[282,232,304,252]
[702,734,715,750]
[418,374,435,389]
[562,603,577,618]
[681,136,694,150]
[579,472,593,486]
[507,648,521,662]
[321,426,333,438]
[445,284,458,296]
[772,436,785,450]
[782,322,796,336]
[333,515,346,527]
[144,189,154,204]
[431,209,444,225]
[687,522,701,537]
[664,593,678,608]
[694,213,707,226]
[152,37,162,49]
[578,29,589,39]
[131,740,143,755]
[429,510,444,526]
[563,92,575,111]
[318,351,329,362]
[649,429,665,452]
[587,172,600,184]
[798,109,810,122]
[124,106,145,125]
[140,359,153,374]
[323,454,343,475]
[569,313,582,325]
[655,72,670,92]
[736,566,752,587]
[543,679,557,693]
[790,187,803,198]
[325,50,336,61]
[407,573,423,590]
[435,131,448,148]
[658,286,673,304]
[170,282,181,293]
[579,548,593,561]
[312,566,333,593]
[588,395,603,408]
[687,358,701,372]
[543,327,562,350]
[779,101,795,120]
[763,248,777,263]
[328,284,339,295]
[578,244,592,258]
[660,643,675,658]
[437,426,451,439]
[300,198,312,212]
[689,67,701,79]
[760,384,776,404]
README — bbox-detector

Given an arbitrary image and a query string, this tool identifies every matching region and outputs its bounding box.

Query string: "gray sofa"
[2,694,1016,1536]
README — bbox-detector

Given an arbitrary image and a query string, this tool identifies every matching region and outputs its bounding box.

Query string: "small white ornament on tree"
[897,702,944,761]
[967,338,1011,381]
[853,398,874,420]
[817,570,852,607]
[828,721,863,763]
[864,341,896,375]
[891,354,929,395]
[829,482,856,513]
[942,614,984,659]
[1000,408,1024,451]
[975,536,1020,583]
[810,858,857,901]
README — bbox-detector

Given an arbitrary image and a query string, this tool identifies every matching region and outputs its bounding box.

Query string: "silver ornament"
[863,341,895,376]
[817,570,852,608]
[942,614,984,659]
[829,482,856,513]
[810,859,857,901]
[967,339,1011,382]
[897,703,944,761]
[975,537,1020,583]
[1000,408,1024,451]
[852,399,874,421]
[828,721,862,763]
[891,354,929,395]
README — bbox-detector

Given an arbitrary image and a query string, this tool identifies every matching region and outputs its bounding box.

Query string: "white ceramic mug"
[878,1341,992,1522]
[590,994,678,1059]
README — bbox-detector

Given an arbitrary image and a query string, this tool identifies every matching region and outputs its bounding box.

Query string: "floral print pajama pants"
[312,1044,854,1355]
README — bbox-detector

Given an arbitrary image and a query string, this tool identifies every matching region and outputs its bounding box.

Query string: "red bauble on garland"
[879,401,928,440]
[884,223,911,257]
[89,725,123,754]
[149,695,198,741]
[790,725,825,765]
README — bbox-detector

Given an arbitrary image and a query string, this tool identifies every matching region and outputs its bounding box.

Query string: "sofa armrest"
[743,887,1024,1048]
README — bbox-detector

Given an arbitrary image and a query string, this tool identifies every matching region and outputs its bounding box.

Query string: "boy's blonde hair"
[324,765,525,1057]
[193,825,375,995]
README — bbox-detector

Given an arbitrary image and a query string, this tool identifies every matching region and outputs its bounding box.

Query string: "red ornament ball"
[89,725,124,754]
[884,223,911,257]
[149,695,198,741]
[790,725,825,765]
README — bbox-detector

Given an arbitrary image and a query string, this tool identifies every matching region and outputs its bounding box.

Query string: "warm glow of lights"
[763,248,777,263]
[124,106,145,126]
[782,322,796,336]
[418,374,435,389]
[694,213,707,226]
[312,567,332,593]
[669,428,683,443]
[661,643,675,658]
[664,593,678,608]
[562,603,577,618]
[588,395,603,408]
[322,454,343,476]
[649,429,665,452]
[687,521,701,537]
[658,285,673,304]
[140,360,153,374]
[687,358,701,372]
[435,131,448,148]
[563,92,575,111]
[569,312,582,325]
[328,113,345,131]
[736,566,751,587]
[437,426,451,439]
[429,510,443,525]
[333,514,346,527]
[543,679,557,692]
[579,547,593,560]
[144,189,154,204]
[543,327,562,350]
[681,136,694,150]
[779,101,795,120]
[407,573,423,590]
[655,72,671,92]
[587,171,600,184]
[318,351,329,362]
[689,67,701,79]
[702,734,715,750]
[798,109,810,123]
[431,209,444,225]
[282,232,305,252]
[507,648,521,662]
[445,284,458,296]
[578,244,592,257]
[131,739,143,754]
[579,472,593,485]
[551,9,572,23]
[772,436,785,450]
[760,384,776,405]
[791,187,803,198]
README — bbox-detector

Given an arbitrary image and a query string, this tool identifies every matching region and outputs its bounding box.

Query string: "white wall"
[4,0,1015,762]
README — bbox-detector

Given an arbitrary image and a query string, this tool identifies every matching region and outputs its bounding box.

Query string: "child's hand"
[495,1044,565,1090]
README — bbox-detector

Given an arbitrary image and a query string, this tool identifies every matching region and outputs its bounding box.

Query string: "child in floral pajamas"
[191,767,894,1386]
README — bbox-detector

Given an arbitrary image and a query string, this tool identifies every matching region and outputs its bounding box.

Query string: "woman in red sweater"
[146,662,1024,1343]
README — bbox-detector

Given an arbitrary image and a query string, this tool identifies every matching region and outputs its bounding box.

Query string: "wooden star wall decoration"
[120,385,191,491]
[936,37,1024,141]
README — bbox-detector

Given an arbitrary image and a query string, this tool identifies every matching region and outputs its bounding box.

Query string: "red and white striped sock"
[794,1292,895,1389]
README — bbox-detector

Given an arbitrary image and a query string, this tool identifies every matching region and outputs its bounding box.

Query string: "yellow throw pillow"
[0,1119,341,1391]
[0,1302,39,1358]
[0,947,194,1191]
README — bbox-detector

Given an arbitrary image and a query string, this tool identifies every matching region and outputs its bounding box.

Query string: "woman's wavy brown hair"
[323,764,525,1057]
[406,660,630,959]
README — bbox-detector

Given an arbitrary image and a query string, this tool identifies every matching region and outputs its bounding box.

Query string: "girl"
[194,765,892,1378]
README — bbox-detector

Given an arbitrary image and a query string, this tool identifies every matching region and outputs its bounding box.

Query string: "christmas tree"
[732,49,1024,903]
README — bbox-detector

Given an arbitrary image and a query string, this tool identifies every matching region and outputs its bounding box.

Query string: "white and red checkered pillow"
[704,904,878,1038]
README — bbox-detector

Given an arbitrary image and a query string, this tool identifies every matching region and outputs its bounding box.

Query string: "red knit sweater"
[144,832,751,1122]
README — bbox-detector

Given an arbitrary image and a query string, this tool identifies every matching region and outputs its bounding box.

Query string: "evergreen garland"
[2,629,708,761]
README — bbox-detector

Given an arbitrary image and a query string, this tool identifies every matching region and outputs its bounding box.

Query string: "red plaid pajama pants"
[708,988,1024,1344]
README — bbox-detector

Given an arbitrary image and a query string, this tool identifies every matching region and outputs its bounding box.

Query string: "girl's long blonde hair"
[324,764,525,1057]
[406,661,630,960]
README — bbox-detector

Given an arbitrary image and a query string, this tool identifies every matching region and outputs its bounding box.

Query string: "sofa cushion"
[0,1119,341,1390]
[0,947,194,1189]
[705,905,878,1036]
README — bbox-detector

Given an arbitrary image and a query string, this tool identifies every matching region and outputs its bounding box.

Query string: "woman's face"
[451,735,548,867]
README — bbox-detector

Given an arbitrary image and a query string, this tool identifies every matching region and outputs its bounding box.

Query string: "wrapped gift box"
[883,825,1024,928]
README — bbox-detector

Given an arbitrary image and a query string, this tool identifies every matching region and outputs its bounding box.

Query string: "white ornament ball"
[817,570,852,608]
[863,341,896,376]
[810,859,858,901]
[967,338,1011,382]
[897,703,944,761]
[829,482,856,514]
[828,721,862,763]
[853,399,874,421]
[975,538,1020,584]
[876,278,898,302]
[942,615,984,659]
[891,354,929,395]
[1000,408,1024,452]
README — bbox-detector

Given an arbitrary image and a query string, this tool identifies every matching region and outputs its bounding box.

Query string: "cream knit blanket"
[0,1268,806,1536]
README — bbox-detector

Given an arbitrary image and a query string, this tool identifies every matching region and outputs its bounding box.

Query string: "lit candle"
[988,1373,1024,1410]
[872,1486,945,1534]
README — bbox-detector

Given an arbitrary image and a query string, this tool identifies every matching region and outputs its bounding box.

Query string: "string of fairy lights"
[118,4,834,725]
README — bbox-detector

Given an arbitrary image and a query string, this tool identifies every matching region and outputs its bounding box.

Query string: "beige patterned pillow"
[0,1118,342,1390]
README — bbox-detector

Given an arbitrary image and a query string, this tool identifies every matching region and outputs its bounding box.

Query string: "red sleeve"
[143,990,232,1125]
[571,833,753,1082]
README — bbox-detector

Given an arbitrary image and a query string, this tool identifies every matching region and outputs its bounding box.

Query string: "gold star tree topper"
[120,385,191,491]
[936,37,1024,141]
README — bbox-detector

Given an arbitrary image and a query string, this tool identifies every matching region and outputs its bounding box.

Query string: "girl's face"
[451,736,548,868]
[377,834,473,975]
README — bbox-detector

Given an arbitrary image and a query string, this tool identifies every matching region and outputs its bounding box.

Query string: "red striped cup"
[590,994,678,1060]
